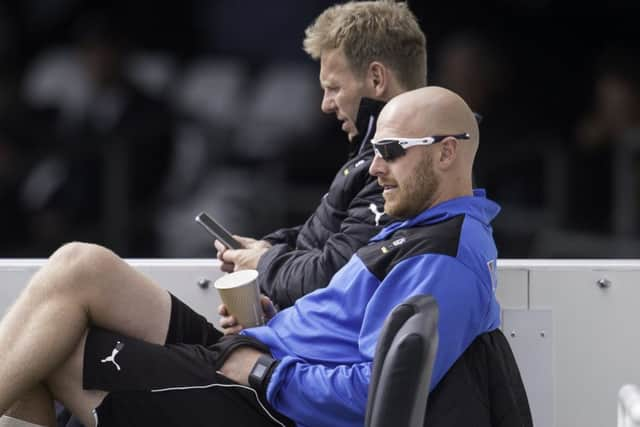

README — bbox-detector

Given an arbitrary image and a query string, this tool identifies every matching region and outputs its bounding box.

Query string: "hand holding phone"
[195,212,244,249]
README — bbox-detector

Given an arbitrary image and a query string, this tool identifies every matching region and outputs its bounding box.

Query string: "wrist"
[248,354,279,398]
[259,240,272,249]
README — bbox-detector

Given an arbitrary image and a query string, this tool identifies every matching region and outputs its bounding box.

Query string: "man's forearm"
[218,347,264,386]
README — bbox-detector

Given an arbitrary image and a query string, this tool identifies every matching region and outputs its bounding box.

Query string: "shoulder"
[325,149,380,208]
[357,215,465,281]
[456,215,499,293]
[331,150,375,190]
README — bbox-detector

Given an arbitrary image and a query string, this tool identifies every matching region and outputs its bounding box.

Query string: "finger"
[220,262,234,273]
[219,315,238,329]
[220,249,239,264]
[260,295,272,308]
[214,240,226,254]
[217,304,228,316]
[223,325,244,335]
[233,235,257,247]
[260,295,277,319]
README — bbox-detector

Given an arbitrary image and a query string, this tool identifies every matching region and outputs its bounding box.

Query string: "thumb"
[233,235,256,248]
[214,240,226,253]
[260,295,277,319]
[218,303,229,316]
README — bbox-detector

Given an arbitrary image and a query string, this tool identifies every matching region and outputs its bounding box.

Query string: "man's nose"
[321,92,334,114]
[369,153,387,177]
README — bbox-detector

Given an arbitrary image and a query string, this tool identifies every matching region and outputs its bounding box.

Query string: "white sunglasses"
[371,133,470,161]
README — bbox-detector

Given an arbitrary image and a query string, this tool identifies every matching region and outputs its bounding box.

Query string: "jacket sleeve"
[257,177,387,308]
[267,357,371,427]
[261,225,303,249]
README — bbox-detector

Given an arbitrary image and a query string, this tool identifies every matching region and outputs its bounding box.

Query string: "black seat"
[365,294,439,427]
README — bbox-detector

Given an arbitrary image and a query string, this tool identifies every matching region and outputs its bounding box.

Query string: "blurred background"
[1,0,639,259]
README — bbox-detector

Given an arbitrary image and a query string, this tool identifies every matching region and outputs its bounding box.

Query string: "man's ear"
[438,137,458,169]
[367,61,388,98]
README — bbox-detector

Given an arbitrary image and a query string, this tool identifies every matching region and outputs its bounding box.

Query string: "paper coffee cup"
[214,269,264,328]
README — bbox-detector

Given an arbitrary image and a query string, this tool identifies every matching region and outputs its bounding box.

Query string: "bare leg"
[1,384,55,427]
[0,242,172,419]
[46,331,106,427]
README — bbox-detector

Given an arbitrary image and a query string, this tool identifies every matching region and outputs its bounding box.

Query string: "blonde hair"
[303,0,427,90]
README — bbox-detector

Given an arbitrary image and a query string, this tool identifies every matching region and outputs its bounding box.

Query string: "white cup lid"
[214,269,259,289]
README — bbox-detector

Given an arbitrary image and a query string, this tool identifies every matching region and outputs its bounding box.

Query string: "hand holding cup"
[218,295,277,335]
[214,270,266,332]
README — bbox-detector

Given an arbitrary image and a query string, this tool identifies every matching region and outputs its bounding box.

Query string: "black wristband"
[248,354,279,397]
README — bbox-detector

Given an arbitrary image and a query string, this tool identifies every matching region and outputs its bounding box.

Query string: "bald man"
[0,87,501,427]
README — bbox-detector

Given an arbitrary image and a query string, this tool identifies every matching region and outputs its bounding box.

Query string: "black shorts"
[83,294,294,427]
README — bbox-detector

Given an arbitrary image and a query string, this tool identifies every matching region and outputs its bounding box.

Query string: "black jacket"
[424,329,533,427]
[257,98,390,308]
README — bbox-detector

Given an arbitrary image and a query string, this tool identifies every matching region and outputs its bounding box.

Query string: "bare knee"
[35,242,121,295]
[50,242,115,264]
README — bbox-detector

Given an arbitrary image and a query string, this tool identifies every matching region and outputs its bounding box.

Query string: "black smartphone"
[195,212,243,249]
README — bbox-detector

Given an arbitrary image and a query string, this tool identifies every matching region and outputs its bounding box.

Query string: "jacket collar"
[349,97,386,158]
[371,189,501,241]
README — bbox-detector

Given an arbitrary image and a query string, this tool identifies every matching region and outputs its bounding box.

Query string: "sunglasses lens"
[374,141,405,161]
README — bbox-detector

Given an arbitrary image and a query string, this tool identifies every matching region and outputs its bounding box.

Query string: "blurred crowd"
[1,0,640,258]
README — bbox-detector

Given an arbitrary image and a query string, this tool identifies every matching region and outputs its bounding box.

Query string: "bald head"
[379,86,478,165]
[371,86,479,211]
[379,86,479,147]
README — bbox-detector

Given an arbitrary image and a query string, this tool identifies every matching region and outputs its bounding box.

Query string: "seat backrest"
[365,294,439,427]
[424,328,533,427]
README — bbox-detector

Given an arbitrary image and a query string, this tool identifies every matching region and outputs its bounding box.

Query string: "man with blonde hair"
[0,85,503,427]
[216,0,427,324]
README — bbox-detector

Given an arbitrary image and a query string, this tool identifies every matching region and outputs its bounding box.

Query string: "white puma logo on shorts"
[369,203,385,226]
[100,341,125,371]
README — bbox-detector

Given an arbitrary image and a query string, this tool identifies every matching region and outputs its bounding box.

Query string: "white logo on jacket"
[392,237,406,247]
[486,259,498,292]
[369,203,385,226]
[101,341,125,371]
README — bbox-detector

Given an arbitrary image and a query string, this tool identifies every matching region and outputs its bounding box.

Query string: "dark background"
[1,0,639,259]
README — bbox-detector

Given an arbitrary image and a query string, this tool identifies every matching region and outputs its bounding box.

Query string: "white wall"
[497,260,640,427]
[0,259,225,326]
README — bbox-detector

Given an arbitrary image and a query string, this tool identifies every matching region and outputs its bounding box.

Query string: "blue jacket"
[243,189,501,427]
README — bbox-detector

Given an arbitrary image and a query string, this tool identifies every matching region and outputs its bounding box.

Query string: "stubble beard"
[384,151,439,219]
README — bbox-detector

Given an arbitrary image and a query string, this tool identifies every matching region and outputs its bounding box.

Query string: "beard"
[384,151,440,219]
